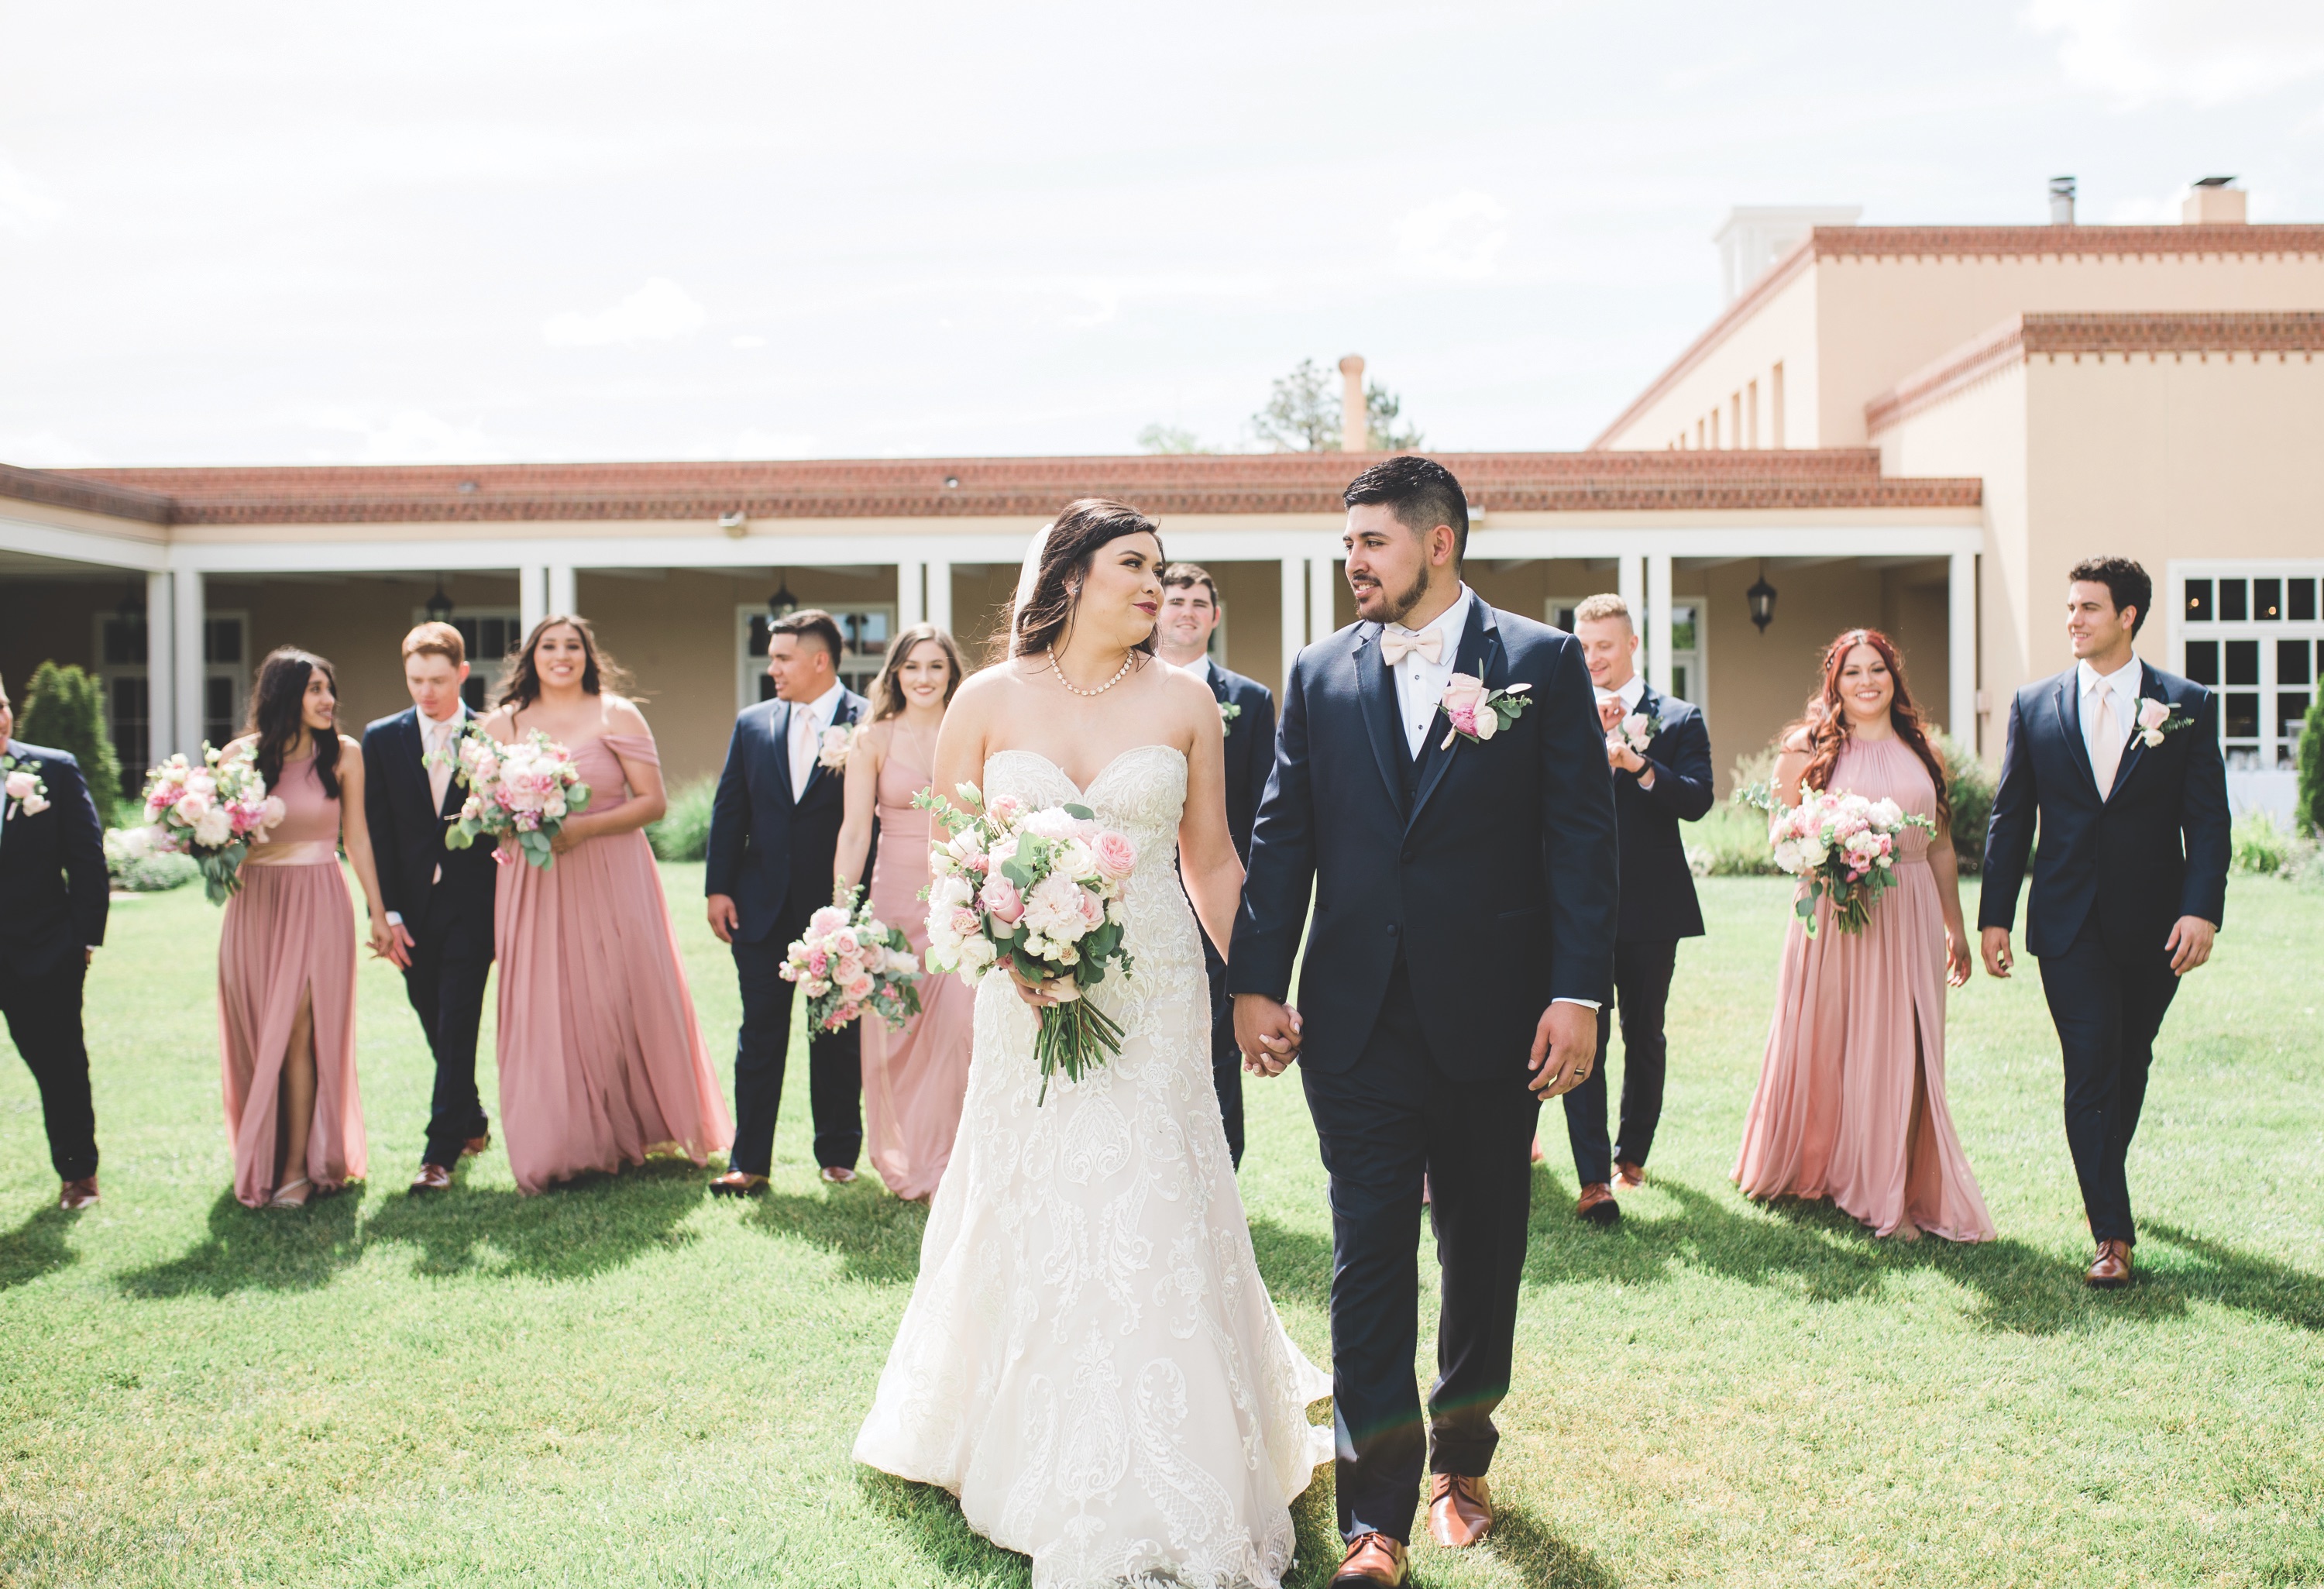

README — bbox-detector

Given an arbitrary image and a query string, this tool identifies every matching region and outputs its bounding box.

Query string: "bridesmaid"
[218,648,393,1209]
[1733,629,1996,1243]
[485,616,734,1194]
[832,624,975,1201]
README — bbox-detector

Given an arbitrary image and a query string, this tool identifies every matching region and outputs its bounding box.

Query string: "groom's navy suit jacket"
[362,705,498,927]
[0,741,107,978]
[1229,601,1619,1080]
[1978,662,2230,960]
[705,689,869,946]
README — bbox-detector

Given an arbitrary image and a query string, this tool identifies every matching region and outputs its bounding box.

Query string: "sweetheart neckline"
[983,743,1186,798]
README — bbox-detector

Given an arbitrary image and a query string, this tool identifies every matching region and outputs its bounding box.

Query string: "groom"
[1232,456,1618,1585]
[1978,556,2229,1288]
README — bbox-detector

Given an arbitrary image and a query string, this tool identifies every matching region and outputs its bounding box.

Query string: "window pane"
[1669,606,1699,651]
[1552,605,1576,631]
[2280,639,2312,686]
[2184,579,2211,621]
[204,617,242,664]
[462,678,485,712]
[2219,580,2248,621]
[2256,578,2283,621]
[1672,664,1690,700]
[2225,639,2259,686]
[2278,693,2311,748]
[2224,693,2259,738]
[101,615,146,666]
[2184,641,2219,685]
[2292,579,2319,623]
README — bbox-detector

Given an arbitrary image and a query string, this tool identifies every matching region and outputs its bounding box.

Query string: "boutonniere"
[1613,710,1662,755]
[2133,696,2194,748]
[1219,701,1242,736]
[2,752,50,819]
[1439,674,1532,748]
[818,721,858,770]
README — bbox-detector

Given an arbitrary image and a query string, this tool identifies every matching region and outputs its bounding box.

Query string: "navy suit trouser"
[2,958,95,1181]
[1301,957,1539,1546]
[1559,937,1680,1183]
[404,884,494,1168]
[731,913,862,1177]
[2038,920,2181,1246]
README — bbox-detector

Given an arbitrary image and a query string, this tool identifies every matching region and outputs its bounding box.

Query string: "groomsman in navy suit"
[0,672,108,1210]
[1979,557,2229,1288]
[364,623,498,1193]
[706,609,870,1195]
[1558,593,1714,1224]
[1153,562,1274,1168]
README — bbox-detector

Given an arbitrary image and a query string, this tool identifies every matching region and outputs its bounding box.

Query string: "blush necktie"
[2087,680,2123,799]
[1380,629,1442,667]
[791,708,816,800]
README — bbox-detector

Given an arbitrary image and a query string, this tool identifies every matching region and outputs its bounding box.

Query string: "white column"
[925,559,953,635]
[1949,550,1978,748]
[172,568,205,755]
[1308,555,1338,645]
[1617,553,1645,672]
[896,559,926,630]
[519,566,548,635]
[547,563,576,618]
[1647,553,1675,694]
[144,571,174,770]
[1279,558,1306,691]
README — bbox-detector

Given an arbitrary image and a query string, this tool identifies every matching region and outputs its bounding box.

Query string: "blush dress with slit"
[859,727,974,1200]
[493,729,734,1194]
[218,752,366,1208]
[1731,735,1996,1242]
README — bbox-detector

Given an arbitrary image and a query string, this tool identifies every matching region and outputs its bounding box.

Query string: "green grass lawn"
[4,868,2322,1587]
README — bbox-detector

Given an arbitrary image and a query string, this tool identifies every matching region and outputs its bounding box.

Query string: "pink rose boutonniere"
[818,722,857,770]
[1614,710,1662,755]
[2133,696,2194,748]
[1,753,50,820]
[1439,673,1532,749]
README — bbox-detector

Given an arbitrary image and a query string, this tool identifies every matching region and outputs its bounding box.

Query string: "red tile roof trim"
[1865,311,2324,433]
[17,450,1978,525]
[0,462,174,525]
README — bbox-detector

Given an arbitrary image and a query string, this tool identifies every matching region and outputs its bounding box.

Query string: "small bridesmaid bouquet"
[136,743,287,905]
[1439,674,1532,748]
[1737,783,1935,936]
[441,727,593,869]
[780,886,923,1034]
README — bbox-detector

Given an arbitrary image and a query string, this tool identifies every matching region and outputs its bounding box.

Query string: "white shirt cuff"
[1553,996,1602,1012]
[385,910,404,927]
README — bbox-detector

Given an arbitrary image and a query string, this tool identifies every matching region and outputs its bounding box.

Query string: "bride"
[854,500,1332,1587]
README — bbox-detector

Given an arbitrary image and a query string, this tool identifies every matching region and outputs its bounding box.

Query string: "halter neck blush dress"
[1732,735,1996,1242]
[859,724,972,1200]
[493,727,733,1194]
[218,750,366,1207]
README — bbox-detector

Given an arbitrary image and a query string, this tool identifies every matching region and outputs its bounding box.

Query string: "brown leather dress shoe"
[2085,1238,2133,1288]
[59,1176,99,1211]
[462,1133,490,1157]
[709,1171,768,1198]
[409,1162,454,1194]
[1576,1181,1621,1224]
[1330,1531,1410,1586]
[1428,1472,1494,1548]
[1611,1158,1646,1192]
[820,1165,857,1184]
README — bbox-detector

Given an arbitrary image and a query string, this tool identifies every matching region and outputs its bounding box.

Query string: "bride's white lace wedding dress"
[854,745,1332,1588]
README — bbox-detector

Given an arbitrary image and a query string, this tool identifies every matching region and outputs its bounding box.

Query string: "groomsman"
[1558,593,1714,1223]
[706,609,869,1195]
[1154,562,1274,1168]
[1979,557,2229,1288]
[0,672,108,1210]
[363,623,497,1192]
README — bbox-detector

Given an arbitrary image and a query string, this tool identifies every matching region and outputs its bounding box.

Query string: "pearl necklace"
[1047,648,1135,697]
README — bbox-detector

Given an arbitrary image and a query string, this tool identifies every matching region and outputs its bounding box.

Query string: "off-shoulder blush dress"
[1732,735,1996,1242]
[493,730,733,1193]
[218,752,366,1207]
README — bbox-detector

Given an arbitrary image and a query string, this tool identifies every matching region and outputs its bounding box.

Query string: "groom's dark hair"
[2066,556,2152,635]
[1344,456,1468,565]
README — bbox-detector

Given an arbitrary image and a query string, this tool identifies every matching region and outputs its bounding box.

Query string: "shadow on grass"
[0,1205,81,1291]
[1250,1215,1332,1314]
[745,1182,930,1285]
[1518,1167,2296,1337]
[1487,1498,1625,1589]
[120,1186,364,1298]
[857,1468,1029,1587]
[363,1158,707,1281]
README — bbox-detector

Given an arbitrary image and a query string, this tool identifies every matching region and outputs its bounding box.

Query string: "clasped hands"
[1234,992,1600,1099]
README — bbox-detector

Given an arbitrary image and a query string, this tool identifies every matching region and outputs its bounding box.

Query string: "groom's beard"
[1360,566,1435,628]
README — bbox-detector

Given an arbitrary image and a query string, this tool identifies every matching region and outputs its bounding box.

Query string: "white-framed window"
[413,607,524,712]
[1546,597,1703,707]
[202,612,249,748]
[93,608,150,790]
[2174,562,2324,771]
[735,604,895,710]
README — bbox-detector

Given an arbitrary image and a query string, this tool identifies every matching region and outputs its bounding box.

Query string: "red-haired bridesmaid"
[218,648,394,1208]
[1734,629,1995,1242]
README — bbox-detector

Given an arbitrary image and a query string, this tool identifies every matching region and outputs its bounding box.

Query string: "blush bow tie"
[1380,629,1442,666]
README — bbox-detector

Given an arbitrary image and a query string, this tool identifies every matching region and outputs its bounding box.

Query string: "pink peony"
[949,907,982,938]
[1092,831,1138,881]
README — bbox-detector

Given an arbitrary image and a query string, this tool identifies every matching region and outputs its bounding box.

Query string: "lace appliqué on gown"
[854,745,1332,1589]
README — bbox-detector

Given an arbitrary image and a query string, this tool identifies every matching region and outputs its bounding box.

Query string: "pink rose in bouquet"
[780,886,922,1034]
[1738,780,1934,936]
[439,726,593,869]
[136,742,287,904]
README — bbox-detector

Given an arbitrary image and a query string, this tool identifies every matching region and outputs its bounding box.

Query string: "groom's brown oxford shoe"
[461,1132,490,1158]
[1612,1159,1646,1193]
[1576,1181,1621,1225]
[1428,1473,1494,1549]
[1329,1531,1410,1586]
[2085,1239,2133,1288]
[408,1162,454,1194]
[58,1176,98,1211]
[708,1171,768,1198]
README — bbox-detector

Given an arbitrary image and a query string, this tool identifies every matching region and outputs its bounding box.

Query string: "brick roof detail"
[13,450,1978,526]
[0,462,174,525]
[1865,310,2324,433]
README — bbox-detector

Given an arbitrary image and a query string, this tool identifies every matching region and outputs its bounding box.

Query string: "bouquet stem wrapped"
[1737,780,1936,937]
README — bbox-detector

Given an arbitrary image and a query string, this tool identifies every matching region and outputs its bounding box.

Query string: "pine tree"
[17,661,127,821]
[2298,693,2324,837]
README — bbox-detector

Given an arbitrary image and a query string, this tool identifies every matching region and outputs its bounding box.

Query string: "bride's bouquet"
[1738,782,1934,937]
[439,727,593,869]
[916,781,1137,1102]
[779,886,923,1034]
[137,744,287,905]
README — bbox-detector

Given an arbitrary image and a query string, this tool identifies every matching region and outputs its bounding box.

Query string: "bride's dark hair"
[1005,499,1164,664]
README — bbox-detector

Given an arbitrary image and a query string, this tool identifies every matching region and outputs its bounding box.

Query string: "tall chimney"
[1339,354,1367,453]
[2048,175,2076,225]
[2183,176,2247,224]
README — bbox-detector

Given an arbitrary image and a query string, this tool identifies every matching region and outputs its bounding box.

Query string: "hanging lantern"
[1747,562,1777,634]
[766,572,798,619]
[425,576,456,623]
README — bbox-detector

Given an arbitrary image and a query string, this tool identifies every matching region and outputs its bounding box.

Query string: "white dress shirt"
[1385,583,1474,758]
[789,680,846,800]
[2076,655,2142,785]
[387,706,468,927]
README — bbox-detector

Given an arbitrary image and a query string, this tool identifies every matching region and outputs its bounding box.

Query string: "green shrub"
[17,661,127,820]
[1937,731,1993,875]
[2231,810,2296,875]
[648,775,717,862]
[2299,692,2323,837]
[104,827,197,892]
[1686,803,1782,878]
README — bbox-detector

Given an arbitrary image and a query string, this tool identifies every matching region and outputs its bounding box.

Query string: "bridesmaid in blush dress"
[218,648,394,1209]
[1734,629,1996,1243]
[831,624,974,1200]
[483,616,733,1194]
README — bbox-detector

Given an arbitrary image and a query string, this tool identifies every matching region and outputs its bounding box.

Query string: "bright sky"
[4,1,2321,467]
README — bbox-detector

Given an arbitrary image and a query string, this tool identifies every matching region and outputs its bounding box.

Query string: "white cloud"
[1397,191,1511,281]
[0,157,62,237]
[2023,0,2324,105]
[541,277,707,347]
